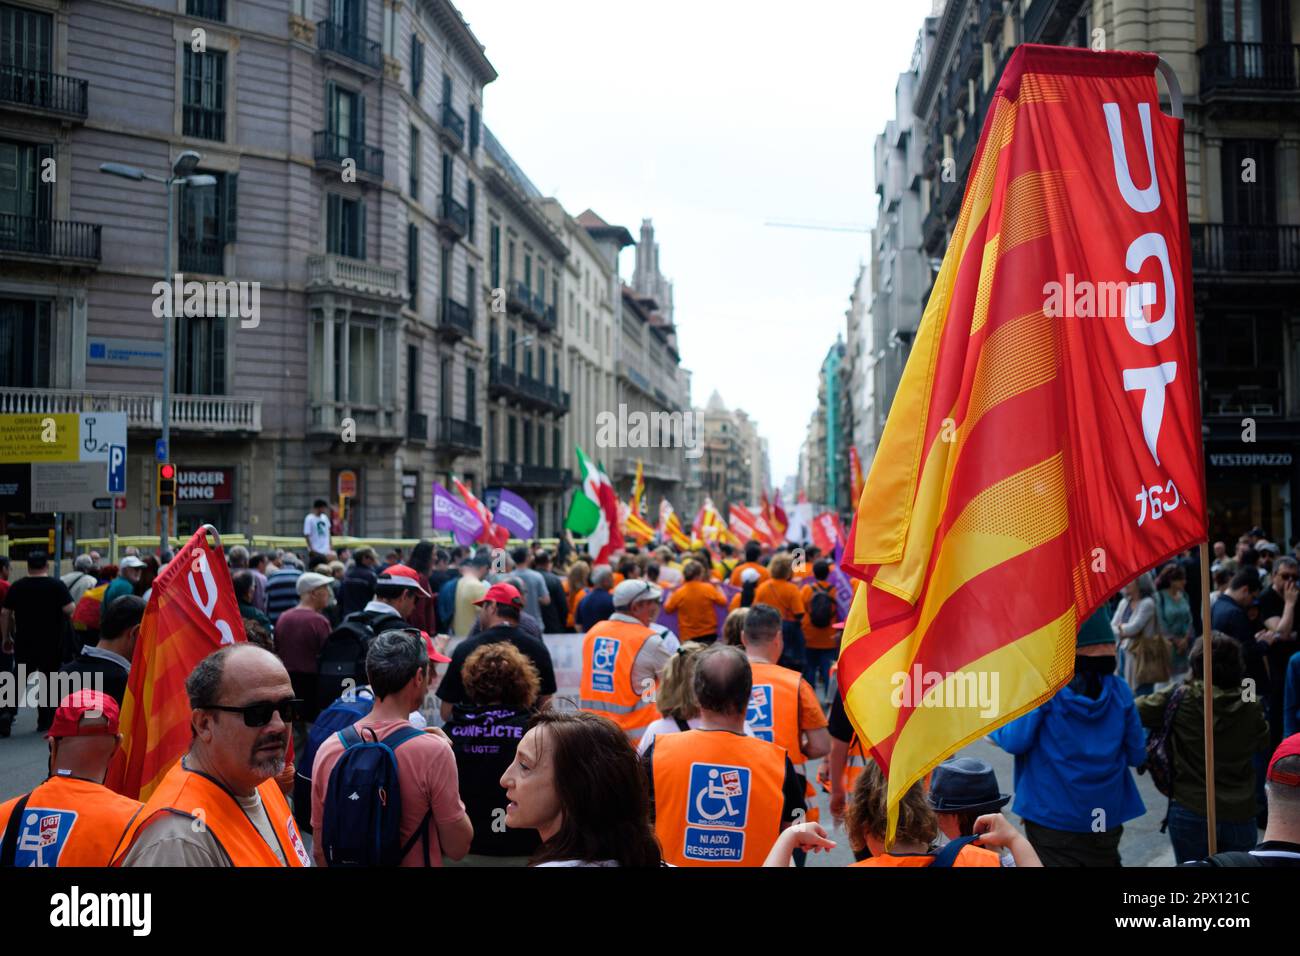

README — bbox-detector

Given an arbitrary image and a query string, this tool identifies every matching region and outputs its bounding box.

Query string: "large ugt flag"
[107,527,244,800]
[838,45,1206,840]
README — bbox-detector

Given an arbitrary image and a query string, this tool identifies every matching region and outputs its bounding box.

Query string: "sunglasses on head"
[206,697,302,728]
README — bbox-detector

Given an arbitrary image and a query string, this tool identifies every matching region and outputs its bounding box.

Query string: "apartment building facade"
[695,390,770,515]
[0,0,494,541]
[480,126,570,535]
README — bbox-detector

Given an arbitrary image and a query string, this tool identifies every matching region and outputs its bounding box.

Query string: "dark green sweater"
[1136,681,1271,823]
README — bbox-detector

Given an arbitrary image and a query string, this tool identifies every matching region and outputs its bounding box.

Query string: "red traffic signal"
[158,463,176,508]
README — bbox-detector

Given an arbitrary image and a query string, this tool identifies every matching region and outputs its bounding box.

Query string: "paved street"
[0,691,1178,866]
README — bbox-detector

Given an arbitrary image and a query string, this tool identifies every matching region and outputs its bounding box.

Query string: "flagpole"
[1199,540,1216,855]
[1154,53,1216,857]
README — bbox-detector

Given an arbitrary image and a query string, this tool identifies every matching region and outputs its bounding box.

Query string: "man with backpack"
[316,565,428,713]
[800,559,839,700]
[310,630,472,867]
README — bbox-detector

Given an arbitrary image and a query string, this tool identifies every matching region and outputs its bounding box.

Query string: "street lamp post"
[100,151,216,557]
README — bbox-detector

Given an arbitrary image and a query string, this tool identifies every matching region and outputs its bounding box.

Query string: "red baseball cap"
[377,564,432,597]
[474,582,524,608]
[419,630,452,664]
[1267,733,1300,787]
[47,690,119,739]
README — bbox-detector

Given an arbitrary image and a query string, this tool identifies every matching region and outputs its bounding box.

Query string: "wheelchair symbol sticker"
[683,763,750,862]
[14,808,77,867]
[590,637,619,693]
[747,684,774,742]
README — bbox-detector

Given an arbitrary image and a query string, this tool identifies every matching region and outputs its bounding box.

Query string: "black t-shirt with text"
[443,704,540,857]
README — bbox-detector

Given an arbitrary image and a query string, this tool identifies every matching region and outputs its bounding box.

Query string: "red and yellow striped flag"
[838,45,1206,840]
[107,527,245,800]
[623,497,655,545]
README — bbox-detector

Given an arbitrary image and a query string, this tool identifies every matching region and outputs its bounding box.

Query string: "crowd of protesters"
[2,512,1300,871]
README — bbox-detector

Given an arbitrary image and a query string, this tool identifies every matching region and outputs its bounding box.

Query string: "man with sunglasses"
[1259,556,1298,746]
[115,644,312,867]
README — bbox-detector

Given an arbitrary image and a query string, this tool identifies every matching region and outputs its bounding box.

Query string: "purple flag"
[493,488,537,539]
[432,481,484,546]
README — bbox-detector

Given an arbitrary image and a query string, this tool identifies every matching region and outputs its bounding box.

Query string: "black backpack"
[317,617,378,713]
[1141,683,1189,798]
[808,584,835,629]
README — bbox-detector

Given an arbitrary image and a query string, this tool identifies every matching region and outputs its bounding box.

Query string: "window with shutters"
[469,104,480,154]
[407,223,419,304]
[179,171,236,275]
[175,311,226,395]
[489,222,501,287]
[0,297,51,389]
[326,193,365,259]
[1,3,52,71]
[553,426,561,469]
[538,348,546,385]
[523,420,533,466]
[440,356,452,417]
[410,34,423,98]
[466,179,476,244]
[466,366,477,424]
[182,47,226,141]
[507,415,517,461]
[1221,139,1277,225]
[186,0,227,22]
[409,125,420,199]
[507,327,517,370]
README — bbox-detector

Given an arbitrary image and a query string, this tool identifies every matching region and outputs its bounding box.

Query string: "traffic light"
[157,462,176,508]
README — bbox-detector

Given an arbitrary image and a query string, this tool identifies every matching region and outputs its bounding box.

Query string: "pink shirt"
[311,717,466,867]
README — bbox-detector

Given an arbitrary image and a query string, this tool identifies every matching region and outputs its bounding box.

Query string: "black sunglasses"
[206,698,302,728]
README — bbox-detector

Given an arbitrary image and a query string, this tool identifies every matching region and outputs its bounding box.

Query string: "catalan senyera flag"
[728,503,759,544]
[107,527,245,800]
[622,497,655,545]
[838,45,1206,841]
[659,500,692,551]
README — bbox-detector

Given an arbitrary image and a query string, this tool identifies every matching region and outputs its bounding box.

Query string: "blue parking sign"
[107,444,126,494]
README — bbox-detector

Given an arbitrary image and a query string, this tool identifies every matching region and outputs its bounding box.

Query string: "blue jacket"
[990,675,1146,833]
[1284,651,1300,739]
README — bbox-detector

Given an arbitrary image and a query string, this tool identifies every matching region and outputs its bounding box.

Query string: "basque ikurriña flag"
[838,45,1206,841]
[107,527,245,800]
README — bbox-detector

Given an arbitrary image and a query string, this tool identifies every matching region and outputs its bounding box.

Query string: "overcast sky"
[456,0,935,486]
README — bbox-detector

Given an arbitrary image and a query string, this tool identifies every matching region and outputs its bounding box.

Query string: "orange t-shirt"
[753,579,805,622]
[800,582,839,649]
[663,580,727,639]
[729,562,770,587]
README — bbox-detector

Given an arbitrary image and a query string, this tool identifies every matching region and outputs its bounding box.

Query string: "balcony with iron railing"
[437,193,468,238]
[0,64,88,120]
[506,280,539,318]
[489,462,570,488]
[1199,42,1300,98]
[0,387,261,432]
[438,296,473,338]
[1190,223,1300,276]
[313,130,384,179]
[488,362,569,414]
[316,19,382,72]
[306,253,404,300]
[440,102,466,146]
[435,415,482,452]
[0,214,101,265]
[957,25,980,81]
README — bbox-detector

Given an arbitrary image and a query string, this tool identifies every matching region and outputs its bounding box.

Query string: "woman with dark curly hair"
[500,708,662,867]
[443,641,543,865]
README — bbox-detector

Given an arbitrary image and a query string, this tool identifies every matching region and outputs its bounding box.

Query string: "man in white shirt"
[303,498,332,561]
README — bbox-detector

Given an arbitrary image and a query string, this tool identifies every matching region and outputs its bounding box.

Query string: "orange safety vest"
[850,844,1002,867]
[112,759,310,867]
[747,660,809,764]
[579,619,659,739]
[0,776,143,867]
[652,729,787,867]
